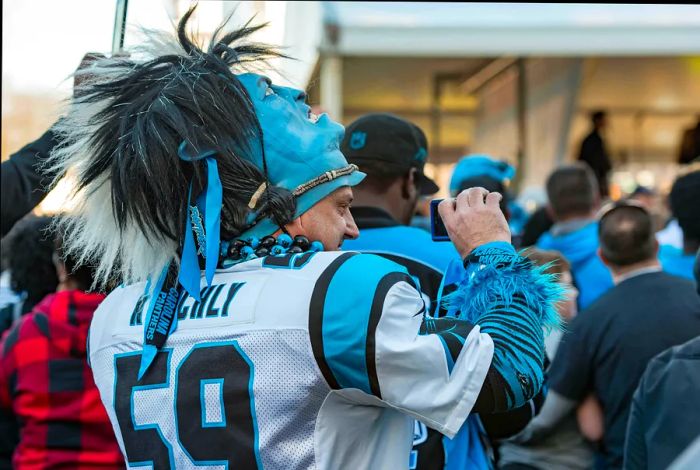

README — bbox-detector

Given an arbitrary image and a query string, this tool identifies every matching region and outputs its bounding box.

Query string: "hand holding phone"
[430,188,511,257]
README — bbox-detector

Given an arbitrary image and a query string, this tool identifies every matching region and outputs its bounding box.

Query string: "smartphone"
[430,199,450,242]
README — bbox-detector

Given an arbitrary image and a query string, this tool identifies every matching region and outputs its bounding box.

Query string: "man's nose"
[345,214,360,240]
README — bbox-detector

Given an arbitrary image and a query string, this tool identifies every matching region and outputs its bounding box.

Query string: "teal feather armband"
[449,242,564,332]
[443,242,565,410]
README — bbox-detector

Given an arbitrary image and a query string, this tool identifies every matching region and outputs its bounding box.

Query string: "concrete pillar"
[320,55,343,122]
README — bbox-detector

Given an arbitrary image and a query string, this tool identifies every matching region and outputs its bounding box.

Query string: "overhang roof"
[322,3,700,56]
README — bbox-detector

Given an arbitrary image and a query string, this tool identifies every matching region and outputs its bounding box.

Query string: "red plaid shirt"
[0,290,124,469]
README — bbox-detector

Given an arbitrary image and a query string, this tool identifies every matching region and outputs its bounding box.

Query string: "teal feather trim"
[442,258,566,333]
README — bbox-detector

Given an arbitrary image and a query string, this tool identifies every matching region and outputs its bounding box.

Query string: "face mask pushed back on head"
[235,74,364,240]
[47,5,364,291]
[47,5,366,377]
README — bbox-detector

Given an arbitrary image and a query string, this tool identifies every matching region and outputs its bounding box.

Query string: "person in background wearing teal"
[536,164,614,310]
[659,169,700,280]
[449,155,528,247]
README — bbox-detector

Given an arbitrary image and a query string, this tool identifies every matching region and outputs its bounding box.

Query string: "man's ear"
[402,168,418,200]
[280,216,304,237]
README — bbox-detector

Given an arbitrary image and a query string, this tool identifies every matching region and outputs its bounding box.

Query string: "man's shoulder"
[579,271,699,324]
[259,250,409,282]
[307,252,419,316]
[0,301,55,357]
[319,251,411,282]
[581,131,601,145]
[650,270,697,288]
[619,271,696,296]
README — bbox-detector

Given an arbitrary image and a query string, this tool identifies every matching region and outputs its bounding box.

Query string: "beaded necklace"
[219,234,324,268]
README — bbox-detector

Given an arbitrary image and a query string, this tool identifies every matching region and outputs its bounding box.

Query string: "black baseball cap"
[341,113,439,195]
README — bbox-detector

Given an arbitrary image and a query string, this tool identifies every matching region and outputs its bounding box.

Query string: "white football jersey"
[88,251,494,469]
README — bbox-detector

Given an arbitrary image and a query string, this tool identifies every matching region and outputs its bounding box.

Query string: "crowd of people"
[1,8,699,470]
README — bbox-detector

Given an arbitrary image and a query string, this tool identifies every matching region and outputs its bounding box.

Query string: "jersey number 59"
[113,341,261,469]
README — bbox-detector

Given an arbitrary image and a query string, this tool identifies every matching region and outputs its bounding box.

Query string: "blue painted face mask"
[177,73,366,300]
[449,154,516,196]
[236,73,365,239]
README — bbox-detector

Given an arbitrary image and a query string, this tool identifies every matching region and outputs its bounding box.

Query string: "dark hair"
[546,164,599,219]
[355,163,418,194]
[591,110,607,125]
[75,7,294,257]
[520,206,554,247]
[599,203,656,267]
[5,216,58,312]
[670,170,700,241]
[457,176,510,215]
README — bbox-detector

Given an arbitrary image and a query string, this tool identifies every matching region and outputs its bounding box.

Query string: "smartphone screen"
[430,199,450,242]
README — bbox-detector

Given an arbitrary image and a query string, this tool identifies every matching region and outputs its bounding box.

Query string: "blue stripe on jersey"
[310,253,413,397]
[419,316,475,376]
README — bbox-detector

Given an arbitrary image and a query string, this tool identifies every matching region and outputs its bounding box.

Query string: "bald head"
[599,205,657,268]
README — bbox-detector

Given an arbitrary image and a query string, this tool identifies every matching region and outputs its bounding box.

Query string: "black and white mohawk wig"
[47,7,293,287]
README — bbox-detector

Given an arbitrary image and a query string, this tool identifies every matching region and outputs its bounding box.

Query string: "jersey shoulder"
[323,251,411,285]
[307,251,422,396]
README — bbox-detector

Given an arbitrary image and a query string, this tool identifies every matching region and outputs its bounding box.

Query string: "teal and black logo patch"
[349,131,367,150]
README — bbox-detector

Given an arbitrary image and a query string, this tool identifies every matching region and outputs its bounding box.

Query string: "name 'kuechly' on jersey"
[89,251,496,469]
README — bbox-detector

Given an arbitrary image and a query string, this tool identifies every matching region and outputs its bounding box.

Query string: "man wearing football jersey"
[47,8,562,469]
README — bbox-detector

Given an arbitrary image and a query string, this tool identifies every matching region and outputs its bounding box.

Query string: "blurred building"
[301,3,700,200]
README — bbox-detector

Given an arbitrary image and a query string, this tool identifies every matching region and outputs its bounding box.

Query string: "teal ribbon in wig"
[136,141,223,378]
[177,141,222,300]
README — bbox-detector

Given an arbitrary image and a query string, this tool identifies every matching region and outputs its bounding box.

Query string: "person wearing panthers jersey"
[46,7,562,469]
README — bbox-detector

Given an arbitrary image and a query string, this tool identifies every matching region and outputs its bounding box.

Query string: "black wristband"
[463,246,528,270]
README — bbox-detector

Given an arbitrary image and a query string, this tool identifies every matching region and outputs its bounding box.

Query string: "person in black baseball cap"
[341,113,439,227]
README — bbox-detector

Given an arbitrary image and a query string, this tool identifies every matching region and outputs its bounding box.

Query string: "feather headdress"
[46,7,288,288]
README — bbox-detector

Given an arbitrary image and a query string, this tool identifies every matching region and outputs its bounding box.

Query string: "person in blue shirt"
[659,169,700,280]
[536,164,614,310]
[341,113,458,313]
[449,155,528,247]
[341,114,544,470]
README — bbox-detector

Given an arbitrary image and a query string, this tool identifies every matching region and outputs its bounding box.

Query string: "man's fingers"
[438,198,456,226]
[455,189,471,210]
[466,187,489,207]
[485,191,503,207]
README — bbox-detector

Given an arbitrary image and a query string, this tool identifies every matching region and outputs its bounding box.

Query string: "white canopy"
[321,3,700,56]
